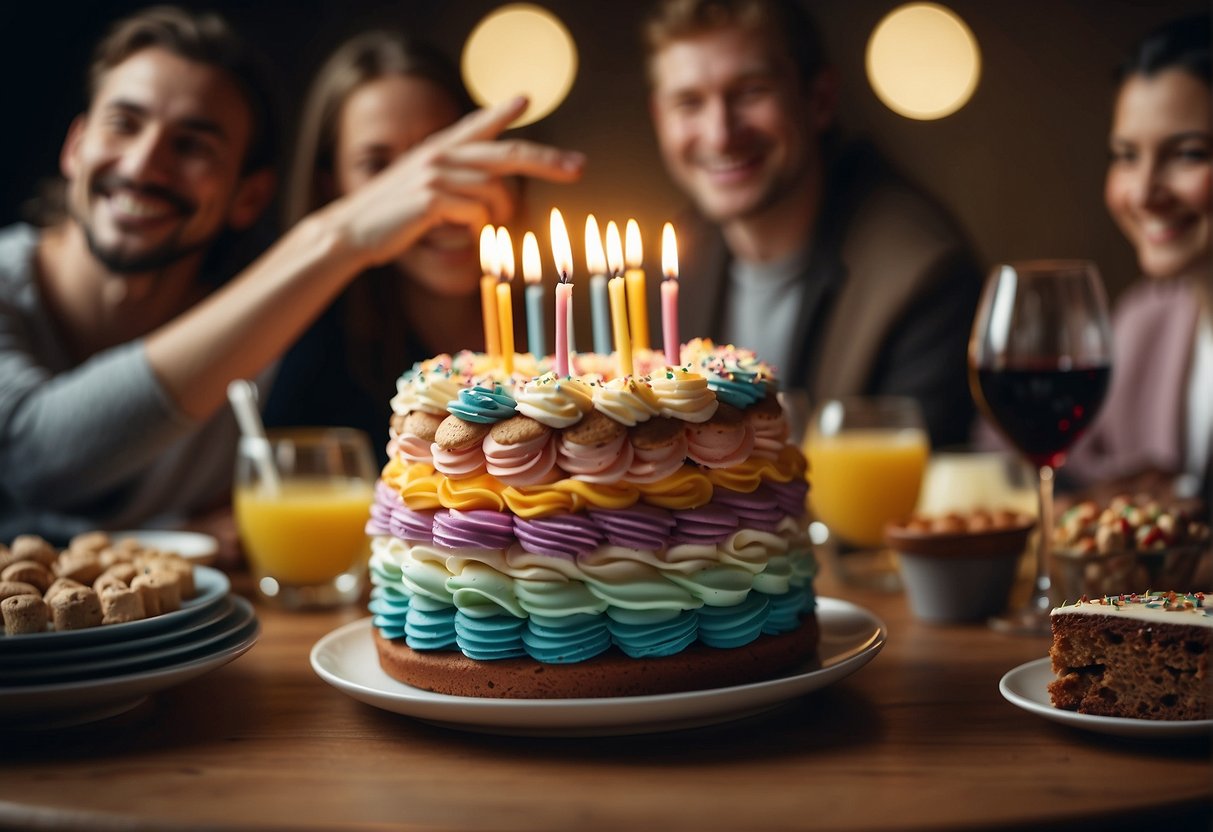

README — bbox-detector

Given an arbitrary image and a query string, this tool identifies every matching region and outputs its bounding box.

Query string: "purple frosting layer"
[768,478,809,518]
[432,509,516,550]
[588,503,676,550]
[514,513,603,559]
[713,485,784,532]
[390,506,438,543]
[367,480,399,535]
[671,502,739,545]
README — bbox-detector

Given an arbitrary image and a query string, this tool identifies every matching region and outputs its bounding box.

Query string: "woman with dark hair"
[264,33,497,461]
[1067,15,1212,498]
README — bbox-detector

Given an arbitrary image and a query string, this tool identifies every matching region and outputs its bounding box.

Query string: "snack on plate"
[1048,591,1211,721]
[0,532,198,636]
[368,340,817,698]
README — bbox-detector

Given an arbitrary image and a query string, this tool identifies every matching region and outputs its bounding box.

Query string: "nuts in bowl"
[886,509,1035,622]
[1052,494,1211,599]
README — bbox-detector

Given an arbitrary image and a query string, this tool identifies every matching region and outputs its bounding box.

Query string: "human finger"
[430,96,530,149]
[440,139,586,183]
[429,167,516,225]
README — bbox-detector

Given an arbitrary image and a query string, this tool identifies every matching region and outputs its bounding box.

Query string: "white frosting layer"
[1052,592,1211,627]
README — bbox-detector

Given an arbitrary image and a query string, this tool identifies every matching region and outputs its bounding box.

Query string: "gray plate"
[1,596,255,685]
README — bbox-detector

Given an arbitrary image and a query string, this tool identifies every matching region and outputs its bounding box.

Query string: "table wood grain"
[1,569,1209,831]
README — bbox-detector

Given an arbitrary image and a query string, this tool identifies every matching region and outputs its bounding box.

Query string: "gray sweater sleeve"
[0,317,197,513]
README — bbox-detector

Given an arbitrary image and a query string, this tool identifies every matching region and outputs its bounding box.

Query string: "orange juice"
[235,478,374,585]
[805,429,928,548]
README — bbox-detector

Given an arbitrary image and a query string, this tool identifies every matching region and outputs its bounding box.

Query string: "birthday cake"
[366,339,817,698]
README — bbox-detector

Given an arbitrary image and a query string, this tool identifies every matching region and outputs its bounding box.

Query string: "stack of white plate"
[0,566,258,728]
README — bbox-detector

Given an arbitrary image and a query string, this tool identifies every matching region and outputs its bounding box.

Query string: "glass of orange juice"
[805,397,929,590]
[235,428,377,609]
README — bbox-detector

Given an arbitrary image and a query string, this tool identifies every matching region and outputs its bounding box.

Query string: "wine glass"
[804,396,929,590]
[969,261,1112,635]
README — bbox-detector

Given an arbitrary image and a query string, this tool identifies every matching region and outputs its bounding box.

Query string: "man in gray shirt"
[0,7,584,544]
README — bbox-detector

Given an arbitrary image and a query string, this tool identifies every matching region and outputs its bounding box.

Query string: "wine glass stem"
[1032,464,1055,611]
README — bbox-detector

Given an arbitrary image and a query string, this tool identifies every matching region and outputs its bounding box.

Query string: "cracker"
[2,594,48,635]
[403,410,443,442]
[1,560,53,593]
[489,415,551,446]
[561,409,625,448]
[434,415,491,451]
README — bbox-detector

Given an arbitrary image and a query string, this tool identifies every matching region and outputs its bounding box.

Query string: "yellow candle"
[496,227,515,376]
[608,276,632,377]
[605,221,632,376]
[479,226,500,358]
[624,218,649,351]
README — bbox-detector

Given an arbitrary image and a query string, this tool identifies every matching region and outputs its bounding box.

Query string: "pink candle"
[550,208,574,377]
[555,279,572,377]
[661,222,680,367]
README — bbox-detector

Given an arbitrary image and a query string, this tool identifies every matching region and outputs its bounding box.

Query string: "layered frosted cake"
[1048,591,1211,720]
[365,339,817,698]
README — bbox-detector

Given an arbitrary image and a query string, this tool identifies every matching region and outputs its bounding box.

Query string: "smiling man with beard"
[644,0,982,448]
[0,7,584,544]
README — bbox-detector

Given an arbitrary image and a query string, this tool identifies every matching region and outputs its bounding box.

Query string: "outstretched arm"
[145,96,584,421]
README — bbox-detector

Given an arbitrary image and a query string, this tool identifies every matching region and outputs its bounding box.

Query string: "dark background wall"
[1,0,1205,301]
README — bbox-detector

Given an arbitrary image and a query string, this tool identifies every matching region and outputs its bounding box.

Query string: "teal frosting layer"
[704,373,766,408]
[405,595,458,650]
[759,588,807,635]
[607,607,699,658]
[523,613,611,663]
[696,593,769,648]
[447,384,517,423]
[369,586,411,639]
[454,612,526,660]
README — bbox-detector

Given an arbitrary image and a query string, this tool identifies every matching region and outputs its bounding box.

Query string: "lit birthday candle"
[624,218,649,351]
[495,226,515,375]
[479,225,501,358]
[550,208,574,378]
[522,231,545,358]
[661,222,680,367]
[605,220,633,377]
[585,214,611,356]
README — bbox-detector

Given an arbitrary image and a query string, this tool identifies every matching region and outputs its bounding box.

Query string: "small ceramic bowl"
[886,511,1035,623]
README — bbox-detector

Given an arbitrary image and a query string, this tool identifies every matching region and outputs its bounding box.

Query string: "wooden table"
[1,568,1209,831]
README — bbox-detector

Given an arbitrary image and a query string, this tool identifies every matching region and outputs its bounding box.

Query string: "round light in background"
[866,3,981,121]
[461,4,578,128]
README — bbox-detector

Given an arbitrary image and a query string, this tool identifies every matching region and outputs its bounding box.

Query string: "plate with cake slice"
[999,658,1212,739]
[311,596,886,737]
[1000,590,1212,739]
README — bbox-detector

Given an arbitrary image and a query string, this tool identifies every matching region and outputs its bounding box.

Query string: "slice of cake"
[366,341,818,698]
[1048,591,1211,721]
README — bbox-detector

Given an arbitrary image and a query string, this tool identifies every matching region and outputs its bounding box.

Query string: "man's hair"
[642,0,827,86]
[1116,13,1210,87]
[87,5,278,173]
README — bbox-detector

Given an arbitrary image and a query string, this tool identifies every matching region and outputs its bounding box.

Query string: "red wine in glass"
[968,260,1113,636]
[974,364,1111,469]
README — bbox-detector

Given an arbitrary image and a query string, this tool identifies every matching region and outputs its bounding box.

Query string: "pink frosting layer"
[625,434,689,483]
[483,433,560,487]
[431,443,487,479]
[557,433,635,484]
[686,423,755,468]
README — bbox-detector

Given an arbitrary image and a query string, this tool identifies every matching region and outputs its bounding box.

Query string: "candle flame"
[625,218,643,269]
[479,225,498,275]
[661,222,678,281]
[605,220,624,276]
[585,214,607,276]
[550,207,573,283]
[496,226,514,281]
[522,231,542,285]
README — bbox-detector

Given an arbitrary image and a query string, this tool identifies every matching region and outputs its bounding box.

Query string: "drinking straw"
[226,379,281,494]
